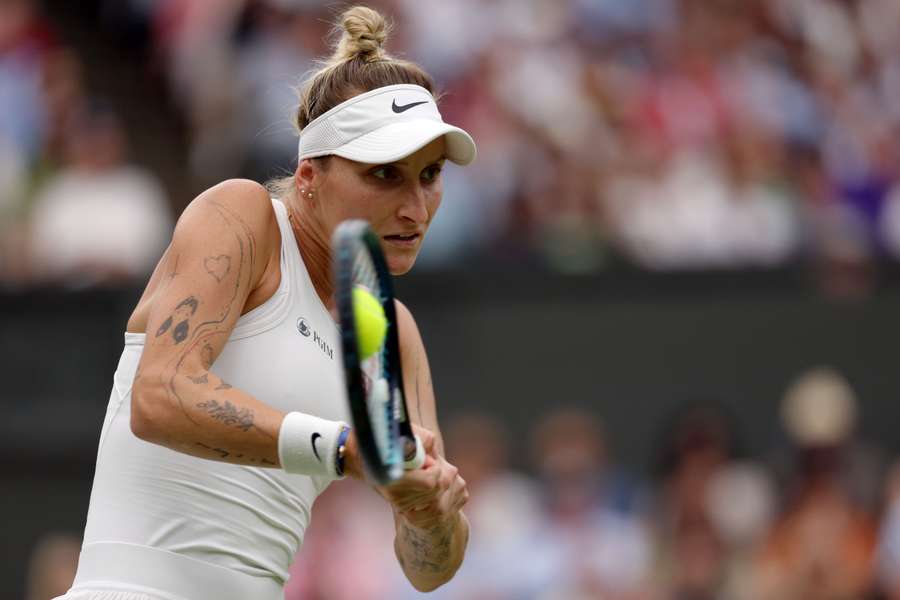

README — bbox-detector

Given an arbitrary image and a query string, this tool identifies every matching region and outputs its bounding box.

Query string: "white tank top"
[78,199,349,591]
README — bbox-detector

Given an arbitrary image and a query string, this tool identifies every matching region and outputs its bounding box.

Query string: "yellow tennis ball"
[353,286,387,359]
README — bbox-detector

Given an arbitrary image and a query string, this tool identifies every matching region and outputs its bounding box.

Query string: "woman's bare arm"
[388,301,469,592]
[131,179,287,466]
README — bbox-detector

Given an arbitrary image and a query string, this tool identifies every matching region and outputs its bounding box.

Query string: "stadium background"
[3,0,900,598]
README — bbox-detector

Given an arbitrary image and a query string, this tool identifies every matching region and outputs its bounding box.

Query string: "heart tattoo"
[204,255,232,282]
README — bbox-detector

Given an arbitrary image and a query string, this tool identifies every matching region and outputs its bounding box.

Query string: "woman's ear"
[295,159,316,195]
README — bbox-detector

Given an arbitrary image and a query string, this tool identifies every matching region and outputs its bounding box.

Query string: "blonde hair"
[267,5,435,201]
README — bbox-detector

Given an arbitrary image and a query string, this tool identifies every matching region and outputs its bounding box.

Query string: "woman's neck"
[288,203,334,310]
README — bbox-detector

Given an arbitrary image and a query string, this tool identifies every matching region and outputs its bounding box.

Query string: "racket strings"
[350,245,400,467]
[352,252,378,295]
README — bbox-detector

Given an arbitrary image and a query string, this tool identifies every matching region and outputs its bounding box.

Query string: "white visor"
[297,84,476,166]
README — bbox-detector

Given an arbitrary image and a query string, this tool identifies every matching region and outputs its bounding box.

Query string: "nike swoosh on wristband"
[392,99,429,113]
[311,432,322,461]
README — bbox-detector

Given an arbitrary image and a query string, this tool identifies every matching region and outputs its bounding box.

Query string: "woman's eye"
[421,165,443,182]
[372,166,399,181]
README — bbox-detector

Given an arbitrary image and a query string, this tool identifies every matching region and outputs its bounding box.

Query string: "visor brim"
[324,120,477,166]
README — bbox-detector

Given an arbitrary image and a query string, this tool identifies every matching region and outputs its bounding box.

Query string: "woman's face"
[308,137,446,275]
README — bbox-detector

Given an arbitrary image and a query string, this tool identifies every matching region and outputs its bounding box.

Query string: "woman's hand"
[376,424,469,528]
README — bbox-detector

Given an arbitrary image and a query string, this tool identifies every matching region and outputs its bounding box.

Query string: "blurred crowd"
[287,366,900,600]
[27,365,900,600]
[0,0,172,287]
[10,2,900,598]
[2,0,900,285]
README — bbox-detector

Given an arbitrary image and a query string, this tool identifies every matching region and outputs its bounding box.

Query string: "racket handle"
[403,435,425,470]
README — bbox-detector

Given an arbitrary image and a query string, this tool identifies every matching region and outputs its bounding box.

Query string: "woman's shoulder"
[196,178,273,214]
[178,179,278,237]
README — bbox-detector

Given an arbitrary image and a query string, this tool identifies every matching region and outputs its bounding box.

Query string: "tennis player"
[57,6,474,599]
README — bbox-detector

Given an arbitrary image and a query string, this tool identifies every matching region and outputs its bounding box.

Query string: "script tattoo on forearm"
[196,442,231,459]
[197,399,254,432]
[195,442,276,465]
[398,522,454,575]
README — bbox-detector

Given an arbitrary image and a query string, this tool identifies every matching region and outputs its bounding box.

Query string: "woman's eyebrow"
[390,155,446,166]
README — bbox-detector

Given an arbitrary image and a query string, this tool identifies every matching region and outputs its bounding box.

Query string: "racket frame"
[333,220,416,484]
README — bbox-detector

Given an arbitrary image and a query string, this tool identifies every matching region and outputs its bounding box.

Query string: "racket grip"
[403,435,425,470]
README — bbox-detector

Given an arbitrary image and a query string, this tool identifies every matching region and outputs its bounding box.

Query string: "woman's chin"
[386,252,417,276]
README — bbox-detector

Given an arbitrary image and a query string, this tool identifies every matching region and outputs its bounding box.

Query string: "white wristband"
[278,412,348,478]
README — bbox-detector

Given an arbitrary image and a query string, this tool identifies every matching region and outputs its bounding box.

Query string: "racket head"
[333,219,408,484]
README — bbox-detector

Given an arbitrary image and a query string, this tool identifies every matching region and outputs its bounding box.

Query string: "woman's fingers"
[410,423,438,458]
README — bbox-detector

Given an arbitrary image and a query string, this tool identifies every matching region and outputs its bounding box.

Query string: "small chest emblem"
[296,317,334,360]
[296,317,311,337]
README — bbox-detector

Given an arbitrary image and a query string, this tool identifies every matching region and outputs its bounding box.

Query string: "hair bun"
[334,6,389,63]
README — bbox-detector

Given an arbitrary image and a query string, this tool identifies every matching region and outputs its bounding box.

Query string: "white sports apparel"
[297,84,477,165]
[69,198,349,600]
[55,591,165,600]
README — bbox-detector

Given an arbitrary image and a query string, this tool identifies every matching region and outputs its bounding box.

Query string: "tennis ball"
[353,286,387,359]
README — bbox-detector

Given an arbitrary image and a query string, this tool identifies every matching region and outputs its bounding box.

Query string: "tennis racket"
[332,219,425,485]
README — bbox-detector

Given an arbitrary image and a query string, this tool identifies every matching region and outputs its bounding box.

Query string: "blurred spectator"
[0,0,55,163]
[25,533,80,600]
[232,2,330,182]
[754,367,878,600]
[652,401,775,600]
[523,408,653,599]
[152,0,248,189]
[39,49,88,172]
[0,132,30,284]
[28,101,172,286]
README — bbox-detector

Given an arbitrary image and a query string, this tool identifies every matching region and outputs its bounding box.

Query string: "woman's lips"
[383,233,420,248]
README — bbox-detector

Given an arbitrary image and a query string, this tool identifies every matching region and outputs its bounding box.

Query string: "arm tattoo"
[399,522,453,574]
[196,442,230,459]
[200,341,215,370]
[188,373,208,385]
[195,443,276,465]
[155,318,172,337]
[164,200,258,425]
[204,254,232,282]
[168,254,181,280]
[156,296,199,344]
[173,320,189,343]
[197,399,254,432]
[215,382,233,390]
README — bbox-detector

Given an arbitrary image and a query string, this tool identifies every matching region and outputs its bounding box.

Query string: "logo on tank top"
[296,316,334,360]
[296,317,311,337]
